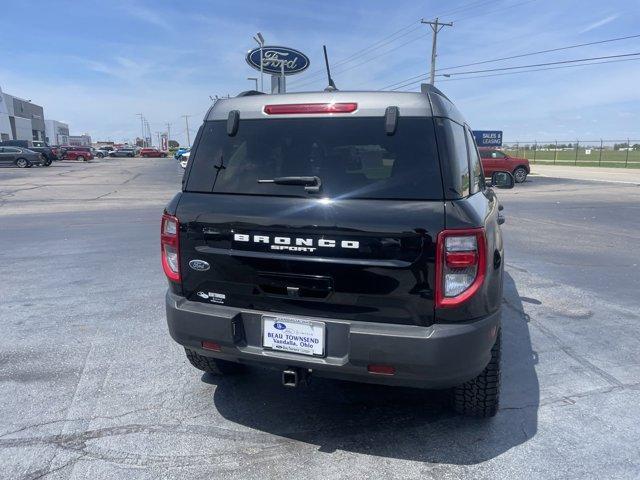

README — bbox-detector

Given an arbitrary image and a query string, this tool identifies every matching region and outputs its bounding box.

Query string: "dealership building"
[68,134,92,146]
[0,86,46,142]
[44,119,70,146]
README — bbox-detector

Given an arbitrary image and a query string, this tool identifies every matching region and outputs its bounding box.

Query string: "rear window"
[185,117,443,200]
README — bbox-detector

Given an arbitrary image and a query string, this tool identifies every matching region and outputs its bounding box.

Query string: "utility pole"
[136,113,144,147]
[166,123,171,148]
[155,131,161,148]
[144,120,151,147]
[421,17,453,85]
[182,115,191,147]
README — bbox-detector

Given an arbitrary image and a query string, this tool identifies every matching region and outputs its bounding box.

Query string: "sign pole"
[260,45,264,93]
[280,60,286,93]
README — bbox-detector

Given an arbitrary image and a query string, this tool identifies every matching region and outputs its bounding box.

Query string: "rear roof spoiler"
[420,83,451,101]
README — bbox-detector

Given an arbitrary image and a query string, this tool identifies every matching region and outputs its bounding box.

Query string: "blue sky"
[1,0,639,145]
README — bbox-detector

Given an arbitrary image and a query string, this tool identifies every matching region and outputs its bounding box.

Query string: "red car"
[140,148,167,158]
[64,148,94,162]
[478,148,530,183]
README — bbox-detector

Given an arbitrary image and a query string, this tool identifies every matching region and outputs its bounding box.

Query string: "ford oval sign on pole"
[246,46,310,76]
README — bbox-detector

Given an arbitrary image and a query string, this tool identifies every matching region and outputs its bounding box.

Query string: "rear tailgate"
[177,194,443,326]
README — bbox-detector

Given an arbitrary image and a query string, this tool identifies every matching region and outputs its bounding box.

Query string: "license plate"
[262,315,325,356]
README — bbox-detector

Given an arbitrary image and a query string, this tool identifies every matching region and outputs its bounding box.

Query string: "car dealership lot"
[1,158,639,479]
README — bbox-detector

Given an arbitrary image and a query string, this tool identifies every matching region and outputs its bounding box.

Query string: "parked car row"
[0,140,56,165]
[0,146,50,168]
[58,146,169,160]
[0,137,176,168]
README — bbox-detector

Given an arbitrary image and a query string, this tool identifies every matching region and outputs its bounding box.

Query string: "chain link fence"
[501,140,640,167]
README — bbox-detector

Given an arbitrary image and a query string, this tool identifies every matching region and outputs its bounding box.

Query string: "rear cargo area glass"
[186,117,443,200]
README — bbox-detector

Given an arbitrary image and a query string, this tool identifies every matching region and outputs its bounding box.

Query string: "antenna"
[323,45,337,91]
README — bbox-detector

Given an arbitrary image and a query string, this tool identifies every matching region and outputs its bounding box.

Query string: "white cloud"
[579,14,619,33]
[119,2,172,31]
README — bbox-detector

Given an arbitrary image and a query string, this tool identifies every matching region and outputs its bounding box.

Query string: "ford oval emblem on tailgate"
[189,259,210,271]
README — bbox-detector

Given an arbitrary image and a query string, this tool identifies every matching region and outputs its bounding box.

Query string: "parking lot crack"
[0,185,45,199]
[120,173,141,185]
[92,190,118,200]
[20,453,87,480]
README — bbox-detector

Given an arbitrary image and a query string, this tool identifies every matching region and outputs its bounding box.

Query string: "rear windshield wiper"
[258,176,322,193]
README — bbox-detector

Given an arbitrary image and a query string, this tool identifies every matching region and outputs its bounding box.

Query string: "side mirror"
[490,171,515,189]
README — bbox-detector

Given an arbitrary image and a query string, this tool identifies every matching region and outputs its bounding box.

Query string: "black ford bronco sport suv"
[163,85,514,417]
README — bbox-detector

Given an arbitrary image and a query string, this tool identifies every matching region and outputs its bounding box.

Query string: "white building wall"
[0,87,11,140]
[14,117,33,141]
[0,114,10,140]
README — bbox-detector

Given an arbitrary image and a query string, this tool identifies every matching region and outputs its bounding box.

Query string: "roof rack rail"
[237,90,265,97]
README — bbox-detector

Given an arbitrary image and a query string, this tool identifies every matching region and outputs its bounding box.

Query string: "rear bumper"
[166,291,500,389]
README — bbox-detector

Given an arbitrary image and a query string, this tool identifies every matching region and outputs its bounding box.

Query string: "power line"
[387,52,640,90]
[292,0,541,90]
[436,0,497,17]
[291,32,431,90]
[438,52,640,77]
[290,0,507,88]
[452,0,538,22]
[287,21,422,86]
[289,25,424,87]
[434,57,640,83]
[378,33,640,90]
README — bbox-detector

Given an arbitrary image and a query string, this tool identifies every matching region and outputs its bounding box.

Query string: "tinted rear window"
[186,117,443,200]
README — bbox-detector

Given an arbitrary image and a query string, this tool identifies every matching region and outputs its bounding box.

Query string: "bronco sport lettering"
[233,233,359,252]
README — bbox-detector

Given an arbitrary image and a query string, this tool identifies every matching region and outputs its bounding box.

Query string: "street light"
[253,32,265,93]
[247,77,258,91]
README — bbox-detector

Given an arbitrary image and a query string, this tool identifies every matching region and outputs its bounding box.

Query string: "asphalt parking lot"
[1,158,639,479]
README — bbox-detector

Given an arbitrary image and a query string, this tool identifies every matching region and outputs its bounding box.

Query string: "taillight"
[161,213,180,282]
[264,103,358,115]
[435,228,486,308]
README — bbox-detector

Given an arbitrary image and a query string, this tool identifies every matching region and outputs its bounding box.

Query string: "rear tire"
[184,347,245,375]
[513,167,528,183]
[452,330,501,418]
[77,155,85,162]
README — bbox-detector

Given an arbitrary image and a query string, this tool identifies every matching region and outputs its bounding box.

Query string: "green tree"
[169,140,180,148]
